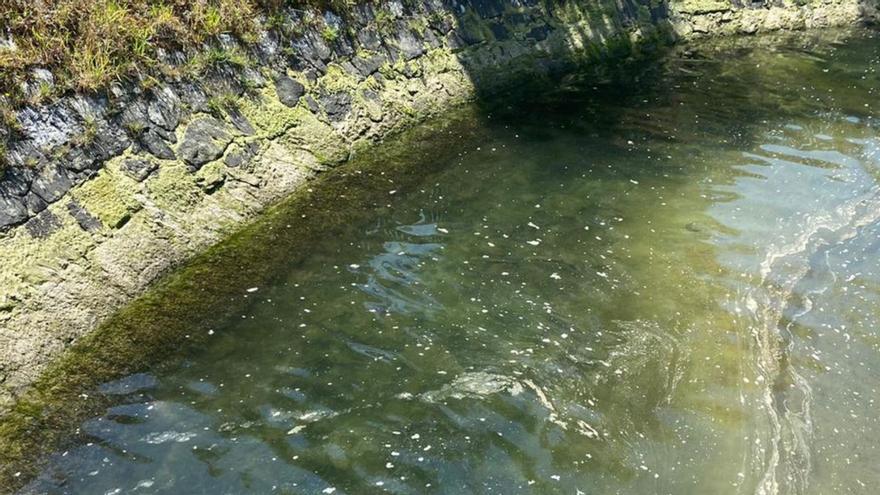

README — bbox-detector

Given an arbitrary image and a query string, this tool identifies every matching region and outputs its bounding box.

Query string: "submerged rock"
[419,372,523,402]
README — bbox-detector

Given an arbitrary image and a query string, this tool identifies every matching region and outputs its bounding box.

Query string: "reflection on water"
[23,29,880,494]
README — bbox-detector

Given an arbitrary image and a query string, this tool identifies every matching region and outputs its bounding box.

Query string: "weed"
[321,26,340,43]
[206,92,239,117]
[123,120,146,136]
[74,116,99,146]
[375,9,397,36]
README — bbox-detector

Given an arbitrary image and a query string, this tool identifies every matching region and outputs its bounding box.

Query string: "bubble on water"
[143,431,196,444]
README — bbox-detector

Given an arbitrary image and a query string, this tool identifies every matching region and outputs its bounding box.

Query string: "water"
[22,29,880,494]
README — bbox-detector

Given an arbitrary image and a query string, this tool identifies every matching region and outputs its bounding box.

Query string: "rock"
[0,167,35,197]
[147,86,181,131]
[140,129,176,160]
[275,75,306,107]
[352,54,385,77]
[0,192,28,229]
[304,96,320,113]
[224,142,260,168]
[177,117,233,170]
[120,158,158,182]
[63,147,96,173]
[489,22,511,41]
[196,167,225,194]
[396,30,425,61]
[66,199,102,232]
[227,107,255,136]
[320,92,352,122]
[24,209,61,239]
[30,164,72,204]
[291,33,332,70]
[23,192,48,215]
[470,0,506,19]
[526,25,551,41]
[356,29,382,51]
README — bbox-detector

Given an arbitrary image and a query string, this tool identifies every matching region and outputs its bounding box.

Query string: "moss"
[318,63,359,93]
[206,91,240,118]
[675,0,733,14]
[145,162,203,211]
[238,88,304,137]
[186,46,252,75]
[278,109,349,165]
[73,116,98,146]
[70,165,141,228]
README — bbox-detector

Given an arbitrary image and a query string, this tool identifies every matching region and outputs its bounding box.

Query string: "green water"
[23,29,880,494]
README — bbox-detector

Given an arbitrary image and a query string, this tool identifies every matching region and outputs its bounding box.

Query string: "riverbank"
[0,0,875,491]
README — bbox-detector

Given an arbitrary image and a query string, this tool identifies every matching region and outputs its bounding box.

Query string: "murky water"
[23,29,880,494]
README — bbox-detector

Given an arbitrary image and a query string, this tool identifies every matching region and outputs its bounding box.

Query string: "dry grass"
[0,1,360,105]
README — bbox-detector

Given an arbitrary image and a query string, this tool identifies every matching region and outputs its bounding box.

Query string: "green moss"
[70,166,141,228]
[278,110,349,165]
[374,9,397,36]
[145,163,203,211]
[238,89,304,137]
[675,0,733,14]
[185,46,252,75]
[206,91,240,118]
[318,63,359,93]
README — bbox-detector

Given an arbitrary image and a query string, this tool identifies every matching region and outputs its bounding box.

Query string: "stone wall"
[0,0,869,411]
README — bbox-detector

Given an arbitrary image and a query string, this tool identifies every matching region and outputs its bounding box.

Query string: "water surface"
[24,29,880,494]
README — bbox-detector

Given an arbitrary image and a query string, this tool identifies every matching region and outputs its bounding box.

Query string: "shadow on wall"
[301,0,669,104]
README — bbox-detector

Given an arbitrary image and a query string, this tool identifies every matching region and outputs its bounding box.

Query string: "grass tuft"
[0,1,365,108]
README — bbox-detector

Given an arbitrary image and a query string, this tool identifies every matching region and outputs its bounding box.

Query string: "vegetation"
[0,1,361,106]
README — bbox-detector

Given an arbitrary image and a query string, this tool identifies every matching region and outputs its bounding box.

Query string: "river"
[21,28,880,495]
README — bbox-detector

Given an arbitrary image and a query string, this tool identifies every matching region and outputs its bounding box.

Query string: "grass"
[0,1,364,109]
